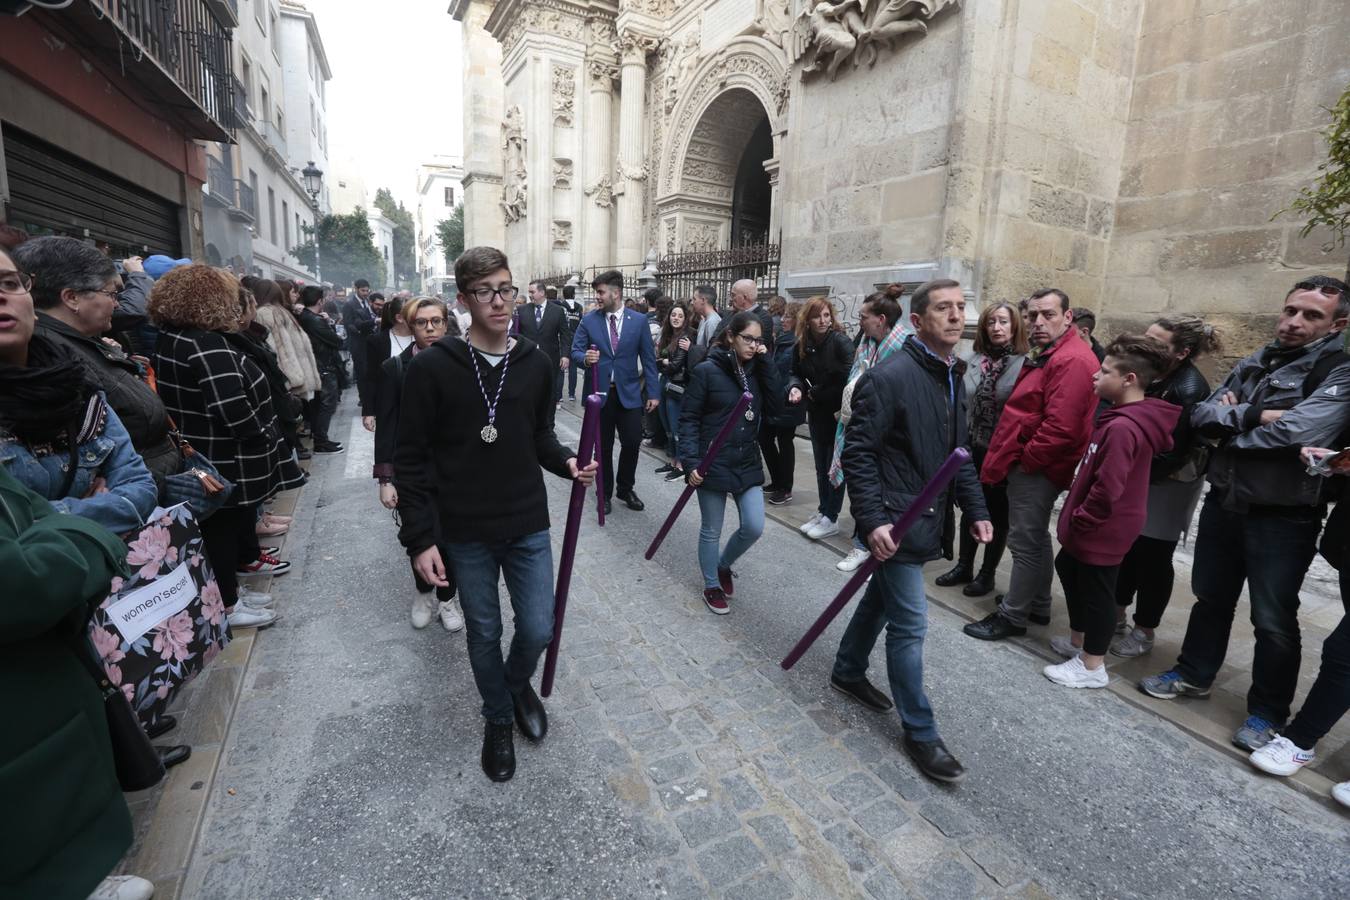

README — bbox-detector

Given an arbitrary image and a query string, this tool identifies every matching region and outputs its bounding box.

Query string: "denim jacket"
[0,394,158,535]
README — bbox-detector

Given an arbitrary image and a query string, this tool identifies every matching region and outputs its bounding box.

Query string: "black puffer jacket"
[1147,359,1210,482]
[36,314,179,486]
[841,337,988,565]
[678,347,785,494]
[793,329,854,416]
[766,330,806,428]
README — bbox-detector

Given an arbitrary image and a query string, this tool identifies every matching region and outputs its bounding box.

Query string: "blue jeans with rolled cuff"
[696,487,765,589]
[445,530,555,723]
[832,559,939,742]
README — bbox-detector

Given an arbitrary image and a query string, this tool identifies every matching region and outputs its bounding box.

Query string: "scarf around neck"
[0,331,97,446]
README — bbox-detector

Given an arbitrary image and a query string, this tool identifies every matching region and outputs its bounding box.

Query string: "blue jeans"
[808,410,845,519]
[696,487,765,589]
[444,530,555,723]
[663,389,683,460]
[832,560,939,742]
[1177,494,1322,723]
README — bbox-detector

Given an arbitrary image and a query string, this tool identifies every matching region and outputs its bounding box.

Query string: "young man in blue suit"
[571,269,659,513]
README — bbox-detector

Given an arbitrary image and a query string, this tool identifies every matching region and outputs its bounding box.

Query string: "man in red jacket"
[964,288,1100,641]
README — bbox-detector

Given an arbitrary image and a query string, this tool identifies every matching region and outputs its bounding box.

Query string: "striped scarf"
[827,324,911,487]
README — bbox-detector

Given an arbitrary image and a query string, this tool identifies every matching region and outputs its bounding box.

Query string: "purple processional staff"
[392,246,597,785]
[541,393,602,698]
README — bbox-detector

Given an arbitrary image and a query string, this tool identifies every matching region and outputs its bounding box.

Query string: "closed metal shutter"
[3,125,182,257]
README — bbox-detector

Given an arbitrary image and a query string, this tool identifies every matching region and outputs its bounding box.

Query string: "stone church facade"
[451,0,1348,354]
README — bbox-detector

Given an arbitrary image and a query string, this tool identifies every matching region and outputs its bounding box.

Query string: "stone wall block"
[1282,225,1346,268]
[1028,182,1089,230]
[1087,199,1114,238]
[856,139,915,184]
[827,226,885,265]
[1157,229,1283,272]
[881,171,948,223]
[1045,0,1099,56]
[1184,40,1299,105]
[1028,36,1082,95]
[911,126,951,172]
[827,189,881,231]
[1129,72,1180,122]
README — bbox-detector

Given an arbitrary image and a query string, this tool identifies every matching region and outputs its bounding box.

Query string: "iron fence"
[234,179,256,219]
[655,243,781,306]
[206,155,233,201]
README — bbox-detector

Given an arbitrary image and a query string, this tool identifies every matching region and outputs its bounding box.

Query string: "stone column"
[453,0,505,251]
[583,59,616,270]
[763,157,781,246]
[614,32,657,266]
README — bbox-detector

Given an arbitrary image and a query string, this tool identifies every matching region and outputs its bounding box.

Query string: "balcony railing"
[257,118,287,159]
[205,0,239,28]
[206,155,234,202]
[234,179,256,220]
[60,0,241,140]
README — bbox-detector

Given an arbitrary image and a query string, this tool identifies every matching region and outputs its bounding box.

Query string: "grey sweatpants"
[997,468,1063,627]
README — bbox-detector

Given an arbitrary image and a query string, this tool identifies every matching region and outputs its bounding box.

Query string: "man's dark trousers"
[600,385,643,499]
[1176,493,1322,724]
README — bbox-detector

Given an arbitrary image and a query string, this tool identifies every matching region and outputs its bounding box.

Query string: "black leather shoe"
[604,499,613,515]
[156,744,191,769]
[903,735,966,783]
[655,463,674,474]
[963,569,996,597]
[935,562,974,587]
[617,490,645,511]
[963,611,1027,641]
[145,714,177,739]
[512,683,548,743]
[830,675,894,712]
[481,721,516,782]
[992,595,1050,626]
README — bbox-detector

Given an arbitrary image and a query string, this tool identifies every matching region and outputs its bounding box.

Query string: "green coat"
[0,466,133,900]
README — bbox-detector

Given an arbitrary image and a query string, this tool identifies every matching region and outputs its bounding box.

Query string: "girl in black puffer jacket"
[678,311,785,614]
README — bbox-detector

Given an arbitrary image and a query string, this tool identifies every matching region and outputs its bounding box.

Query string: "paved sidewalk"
[673,408,1350,795]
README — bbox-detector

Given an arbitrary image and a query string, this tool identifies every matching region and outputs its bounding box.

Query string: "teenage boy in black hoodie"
[394,246,597,782]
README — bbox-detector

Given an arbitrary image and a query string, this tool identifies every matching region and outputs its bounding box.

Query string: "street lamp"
[301,160,324,283]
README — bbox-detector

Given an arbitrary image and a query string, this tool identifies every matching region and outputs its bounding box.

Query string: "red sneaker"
[717,566,735,596]
[237,553,292,577]
[703,588,730,616]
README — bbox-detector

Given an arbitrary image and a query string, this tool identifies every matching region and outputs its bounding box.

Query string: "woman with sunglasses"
[679,311,785,615]
[373,297,463,633]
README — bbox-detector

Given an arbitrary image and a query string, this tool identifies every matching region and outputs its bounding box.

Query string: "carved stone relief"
[585,175,614,208]
[552,159,573,190]
[790,0,955,81]
[665,31,703,113]
[587,59,619,85]
[501,105,528,225]
[685,221,722,252]
[552,220,573,250]
[552,65,576,127]
[501,5,586,57]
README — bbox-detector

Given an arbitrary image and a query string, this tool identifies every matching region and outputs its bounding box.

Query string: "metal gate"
[2,125,184,257]
[580,242,781,304]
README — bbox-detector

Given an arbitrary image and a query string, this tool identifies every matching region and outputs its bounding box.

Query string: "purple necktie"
[609,314,619,354]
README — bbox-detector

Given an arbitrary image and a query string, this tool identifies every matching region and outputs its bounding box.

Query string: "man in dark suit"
[518,280,571,411]
[343,278,378,408]
[559,284,585,400]
[713,278,774,343]
[571,269,659,512]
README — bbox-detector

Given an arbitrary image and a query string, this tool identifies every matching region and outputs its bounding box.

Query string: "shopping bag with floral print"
[87,502,232,730]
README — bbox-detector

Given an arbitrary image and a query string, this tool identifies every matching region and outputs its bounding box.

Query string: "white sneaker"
[836,547,870,572]
[227,606,277,629]
[1332,781,1350,809]
[1043,655,1108,689]
[238,586,274,609]
[1249,734,1315,776]
[806,517,840,540]
[89,874,155,900]
[1049,635,1082,659]
[411,593,438,630]
[1110,626,1155,658]
[799,512,824,535]
[438,599,465,633]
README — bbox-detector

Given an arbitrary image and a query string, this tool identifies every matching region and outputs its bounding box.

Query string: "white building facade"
[415,157,465,295]
[279,1,333,214]
[368,211,396,292]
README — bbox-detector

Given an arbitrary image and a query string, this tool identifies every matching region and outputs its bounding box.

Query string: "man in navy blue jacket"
[571,269,659,512]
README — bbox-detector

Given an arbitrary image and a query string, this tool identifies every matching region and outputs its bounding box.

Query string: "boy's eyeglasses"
[412,317,446,330]
[467,286,519,304]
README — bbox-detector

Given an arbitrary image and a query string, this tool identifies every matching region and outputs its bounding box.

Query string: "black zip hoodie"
[393,334,575,553]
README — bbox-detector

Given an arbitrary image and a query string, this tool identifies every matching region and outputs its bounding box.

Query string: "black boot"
[963,533,1006,597]
[481,721,516,782]
[512,683,549,743]
[935,561,974,587]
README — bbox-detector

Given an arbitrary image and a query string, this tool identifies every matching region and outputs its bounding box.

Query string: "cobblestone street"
[154,407,1349,899]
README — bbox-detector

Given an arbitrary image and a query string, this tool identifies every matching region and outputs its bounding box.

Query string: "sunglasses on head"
[1294,281,1345,297]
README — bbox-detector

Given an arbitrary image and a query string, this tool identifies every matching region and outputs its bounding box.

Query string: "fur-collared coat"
[255,304,321,398]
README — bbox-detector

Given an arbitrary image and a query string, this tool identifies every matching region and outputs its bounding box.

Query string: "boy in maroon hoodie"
[1043,335,1181,689]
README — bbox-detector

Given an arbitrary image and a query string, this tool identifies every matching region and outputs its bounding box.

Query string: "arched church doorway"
[666,87,774,253]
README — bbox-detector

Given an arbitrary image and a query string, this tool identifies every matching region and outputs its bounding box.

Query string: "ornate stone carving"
[587,13,617,49]
[552,220,572,250]
[664,31,703,113]
[621,0,676,16]
[791,0,955,81]
[617,29,663,65]
[618,160,649,183]
[773,70,792,115]
[685,221,721,252]
[753,0,793,49]
[501,105,528,225]
[552,158,573,189]
[501,4,587,57]
[587,59,619,85]
[552,65,576,127]
[585,175,614,208]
